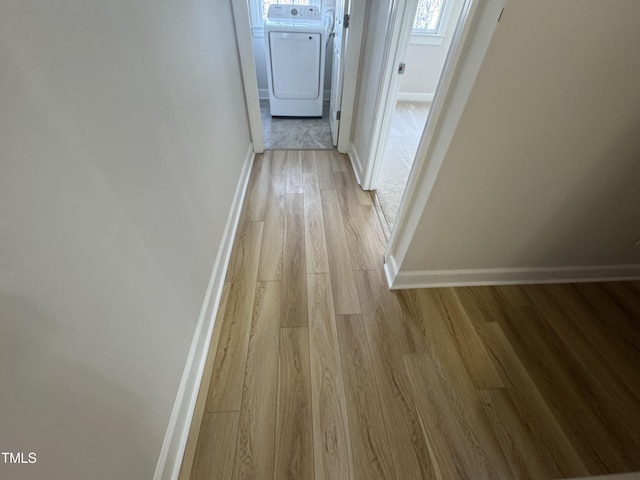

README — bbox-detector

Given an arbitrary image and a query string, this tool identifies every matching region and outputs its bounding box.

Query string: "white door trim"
[360,0,419,190]
[383,0,507,288]
[336,0,365,154]
[231,0,264,153]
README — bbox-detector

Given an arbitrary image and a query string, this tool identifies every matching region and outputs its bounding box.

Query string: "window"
[412,0,447,35]
[250,0,321,27]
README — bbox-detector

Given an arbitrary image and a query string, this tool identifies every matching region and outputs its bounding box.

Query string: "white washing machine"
[264,4,328,117]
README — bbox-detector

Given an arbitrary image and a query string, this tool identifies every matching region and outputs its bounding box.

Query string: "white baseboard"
[154,143,255,480]
[348,143,364,185]
[396,92,434,103]
[385,258,640,289]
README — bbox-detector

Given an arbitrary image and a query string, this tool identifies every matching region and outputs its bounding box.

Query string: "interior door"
[329,0,349,146]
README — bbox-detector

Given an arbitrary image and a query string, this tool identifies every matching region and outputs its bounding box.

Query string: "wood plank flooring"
[186,150,640,480]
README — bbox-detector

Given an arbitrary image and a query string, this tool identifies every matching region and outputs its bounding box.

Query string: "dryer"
[264,4,328,117]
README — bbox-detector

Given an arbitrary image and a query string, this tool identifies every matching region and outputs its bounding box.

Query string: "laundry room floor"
[260,99,333,150]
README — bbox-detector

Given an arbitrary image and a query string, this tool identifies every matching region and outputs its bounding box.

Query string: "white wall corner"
[396,92,435,103]
[384,0,507,288]
[154,144,255,480]
[388,264,640,290]
[348,143,364,185]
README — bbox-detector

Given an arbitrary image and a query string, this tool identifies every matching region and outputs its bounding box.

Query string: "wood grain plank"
[207,221,263,412]
[286,150,303,193]
[394,287,431,354]
[258,174,286,281]
[416,289,503,390]
[358,269,427,355]
[275,327,314,480]
[271,150,287,176]
[433,288,504,389]
[539,283,640,402]
[359,204,386,261]
[337,314,397,480]
[302,150,318,172]
[179,282,231,480]
[454,286,512,327]
[315,150,335,190]
[477,322,590,477]
[334,172,378,271]
[244,152,271,221]
[308,274,354,480]
[572,284,640,399]
[233,281,281,480]
[340,160,372,206]
[190,412,239,480]
[321,189,361,314]
[479,388,560,480]
[414,290,513,478]
[303,173,330,274]
[281,193,307,326]
[330,150,349,172]
[354,270,437,479]
[402,352,511,480]
[522,284,640,470]
[600,281,640,319]
[371,192,392,241]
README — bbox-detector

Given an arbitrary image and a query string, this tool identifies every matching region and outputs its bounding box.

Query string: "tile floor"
[260,99,333,150]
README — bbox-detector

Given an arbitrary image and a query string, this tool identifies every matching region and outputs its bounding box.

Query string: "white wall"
[398,0,465,102]
[394,0,640,285]
[0,1,251,479]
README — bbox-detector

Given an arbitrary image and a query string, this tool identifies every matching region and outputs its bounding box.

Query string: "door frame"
[231,0,366,154]
[382,0,507,288]
[336,0,365,153]
[231,0,264,153]
[360,0,419,190]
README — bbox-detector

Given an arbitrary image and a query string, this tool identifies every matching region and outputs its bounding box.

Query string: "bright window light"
[413,0,446,34]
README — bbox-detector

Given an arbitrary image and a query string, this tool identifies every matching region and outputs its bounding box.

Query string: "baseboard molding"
[154,143,255,480]
[396,92,434,103]
[347,143,364,185]
[385,259,640,289]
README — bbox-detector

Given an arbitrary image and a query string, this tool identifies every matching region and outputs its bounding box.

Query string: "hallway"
[182,150,640,480]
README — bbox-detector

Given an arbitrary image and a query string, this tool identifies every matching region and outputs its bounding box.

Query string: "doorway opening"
[372,0,466,231]
[248,1,336,150]
[232,0,362,154]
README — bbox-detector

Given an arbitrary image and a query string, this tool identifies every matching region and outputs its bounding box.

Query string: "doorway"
[373,0,466,231]
[257,2,334,149]
[231,0,364,154]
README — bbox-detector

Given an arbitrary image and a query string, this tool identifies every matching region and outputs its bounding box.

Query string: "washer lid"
[267,4,321,22]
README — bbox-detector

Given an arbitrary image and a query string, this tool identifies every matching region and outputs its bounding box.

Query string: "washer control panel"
[267,4,321,21]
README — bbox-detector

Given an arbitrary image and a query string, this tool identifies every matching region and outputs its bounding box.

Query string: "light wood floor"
[182,150,640,480]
